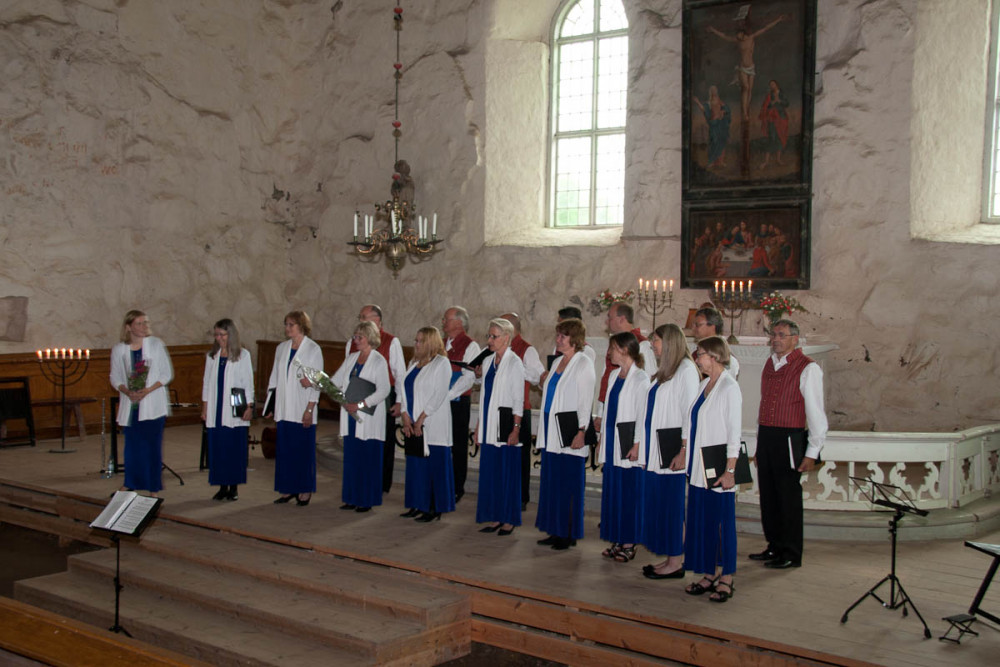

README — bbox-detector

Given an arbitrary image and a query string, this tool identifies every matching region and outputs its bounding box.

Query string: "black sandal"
[709,579,734,603]
[685,577,717,596]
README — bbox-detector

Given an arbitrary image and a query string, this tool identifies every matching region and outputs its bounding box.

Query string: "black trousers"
[382,389,398,493]
[450,396,471,497]
[755,425,807,563]
[518,410,533,504]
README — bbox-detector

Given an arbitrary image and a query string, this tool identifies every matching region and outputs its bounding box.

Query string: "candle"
[391,210,397,235]
[432,213,437,236]
[748,280,752,293]
[45,348,51,359]
[37,350,42,360]
[77,348,82,359]
[85,349,90,360]
[638,277,643,292]
[61,348,67,359]
[739,281,744,294]
[714,280,719,293]
[669,279,674,292]
[721,282,725,296]
[353,212,358,237]
[730,280,735,293]
[653,279,658,294]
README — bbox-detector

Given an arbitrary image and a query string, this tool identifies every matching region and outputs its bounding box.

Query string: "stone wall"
[1,0,998,431]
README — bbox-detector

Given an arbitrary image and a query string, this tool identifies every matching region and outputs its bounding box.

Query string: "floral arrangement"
[293,358,361,422]
[758,291,807,324]
[596,289,635,310]
[128,359,149,392]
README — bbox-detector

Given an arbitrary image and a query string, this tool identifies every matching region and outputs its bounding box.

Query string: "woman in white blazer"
[598,331,649,563]
[683,336,742,603]
[640,324,700,579]
[266,310,323,507]
[399,326,454,523]
[475,318,525,536]
[201,318,254,502]
[332,320,391,513]
[110,310,174,496]
[535,318,595,551]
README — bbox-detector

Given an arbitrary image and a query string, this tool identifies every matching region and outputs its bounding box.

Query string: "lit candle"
[353,212,359,237]
[45,348,51,359]
[85,349,90,360]
[77,348,82,359]
[653,279,658,294]
[638,277,643,292]
[730,280,735,293]
[739,281,744,294]
[36,350,42,360]
[748,280,752,293]
[714,280,719,293]
[432,213,437,236]
[645,280,650,294]
[721,282,725,296]
[61,348,67,359]
[669,279,674,293]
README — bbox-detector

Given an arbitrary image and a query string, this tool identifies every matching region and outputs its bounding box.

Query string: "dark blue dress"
[274,348,317,495]
[123,348,164,492]
[640,382,685,556]
[599,376,643,544]
[207,356,248,486]
[475,360,521,526]
[340,362,383,508]
[535,371,585,540]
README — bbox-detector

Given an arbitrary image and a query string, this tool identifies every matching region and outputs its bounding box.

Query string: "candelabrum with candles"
[36,347,91,454]
[711,280,754,345]
[347,2,444,278]
[636,278,675,330]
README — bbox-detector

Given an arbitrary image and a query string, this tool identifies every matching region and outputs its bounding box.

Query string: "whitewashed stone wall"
[1,0,998,432]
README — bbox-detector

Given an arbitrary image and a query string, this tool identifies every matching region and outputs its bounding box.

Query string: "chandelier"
[349,2,443,277]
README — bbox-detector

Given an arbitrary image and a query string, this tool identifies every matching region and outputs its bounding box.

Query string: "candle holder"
[636,279,675,330]
[36,349,90,454]
[712,283,754,345]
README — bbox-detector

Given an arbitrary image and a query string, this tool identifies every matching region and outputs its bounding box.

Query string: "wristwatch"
[358,400,366,410]
[726,468,736,474]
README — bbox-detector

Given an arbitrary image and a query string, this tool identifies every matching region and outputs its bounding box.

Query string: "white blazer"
[644,358,701,475]
[597,363,649,469]
[332,350,391,441]
[538,351,595,458]
[682,369,742,492]
[267,337,322,424]
[399,355,453,449]
[202,348,254,429]
[110,336,174,425]
[476,350,524,448]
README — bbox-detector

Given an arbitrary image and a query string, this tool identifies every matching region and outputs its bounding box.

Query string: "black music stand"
[939,540,1000,643]
[841,476,932,639]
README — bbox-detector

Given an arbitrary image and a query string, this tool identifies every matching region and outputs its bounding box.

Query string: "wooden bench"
[31,397,97,441]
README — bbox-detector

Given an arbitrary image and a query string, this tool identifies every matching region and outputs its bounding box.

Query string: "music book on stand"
[90,491,162,536]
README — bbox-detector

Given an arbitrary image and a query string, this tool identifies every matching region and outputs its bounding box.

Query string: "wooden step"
[137,521,469,628]
[14,572,364,667]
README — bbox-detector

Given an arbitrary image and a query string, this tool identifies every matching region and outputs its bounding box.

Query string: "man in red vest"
[348,305,407,494]
[750,319,827,569]
[594,302,655,434]
[441,306,481,502]
[501,312,545,509]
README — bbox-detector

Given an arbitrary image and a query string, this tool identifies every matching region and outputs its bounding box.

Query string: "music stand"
[840,476,932,639]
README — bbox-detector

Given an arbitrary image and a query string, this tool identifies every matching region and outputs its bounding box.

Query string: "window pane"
[560,1,594,38]
[594,134,625,225]
[599,0,628,32]
[557,41,594,133]
[596,36,627,129]
[555,137,593,227]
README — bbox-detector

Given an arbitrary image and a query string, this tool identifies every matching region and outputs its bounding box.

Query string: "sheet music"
[90,490,132,529]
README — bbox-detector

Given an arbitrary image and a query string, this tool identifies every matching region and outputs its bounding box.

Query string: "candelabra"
[636,278,675,330]
[712,280,754,345]
[36,347,90,454]
[348,3,445,277]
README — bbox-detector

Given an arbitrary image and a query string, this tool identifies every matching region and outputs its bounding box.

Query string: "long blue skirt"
[428,445,456,514]
[535,451,585,539]
[342,435,384,508]
[600,465,644,544]
[404,454,431,510]
[123,417,165,493]
[640,472,685,556]
[684,485,737,576]
[207,425,248,486]
[274,421,316,495]
[476,444,521,526]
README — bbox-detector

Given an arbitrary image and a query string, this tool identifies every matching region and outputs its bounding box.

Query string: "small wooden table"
[32,397,97,441]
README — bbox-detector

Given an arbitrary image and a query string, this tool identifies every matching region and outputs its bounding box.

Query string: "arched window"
[550,0,629,228]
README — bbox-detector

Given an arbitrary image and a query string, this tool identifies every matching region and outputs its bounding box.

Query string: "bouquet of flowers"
[596,289,635,310]
[128,359,149,392]
[292,358,360,422]
[758,291,807,325]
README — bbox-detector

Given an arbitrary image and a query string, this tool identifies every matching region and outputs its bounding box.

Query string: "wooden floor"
[2,423,999,666]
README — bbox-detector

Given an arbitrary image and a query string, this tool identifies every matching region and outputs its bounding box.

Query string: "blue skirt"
[274,421,316,495]
[428,445,456,514]
[123,417,165,493]
[207,425,248,486]
[600,464,644,544]
[684,485,737,576]
[404,454,431,510]
[476,444,521,526]
[640,472,685,556]
[342,435,384,508]
[535,450,585,539]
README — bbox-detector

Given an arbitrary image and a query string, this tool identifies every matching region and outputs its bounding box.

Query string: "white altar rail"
[741,425,1000,511]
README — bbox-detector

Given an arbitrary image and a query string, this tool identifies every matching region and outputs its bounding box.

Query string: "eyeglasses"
[487,334,503,340]
[768,332,793,340]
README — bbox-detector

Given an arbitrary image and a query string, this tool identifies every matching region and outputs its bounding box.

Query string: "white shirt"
[683,370,742,492]
[110,336,174,425]
[644,358,701,475]
[202,348,254,429]
[399,355,453,449]
[538,352,596,459]
[769,351,828,458]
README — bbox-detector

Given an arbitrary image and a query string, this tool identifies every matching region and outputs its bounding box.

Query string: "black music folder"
[656,427,683,470]
[452,348,492,371]
[497,406,515,442]
[262,388,275,417]
[345,376,378,414]
[701,443,752,486]
[403,433,426,458]
[616,421,636,459]
[555,411,579,448]
[231,388,249,418]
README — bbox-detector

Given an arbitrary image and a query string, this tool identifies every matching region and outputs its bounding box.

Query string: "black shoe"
[551,537,573,551]
[340,503,357,510]
[764,558,801,569]
[748,549,779,561]
[355,506,371,513]
[479,524,501,533]
[400,508,420,518]
[455,491,465,503]
[212,488,227,501]
[643,568,685,580]
[415,512,441,523]
[497,526,515,536]
[295,496,310,507]
[537,535,557,546]
[521,502,527,512]
[225,487,239,501]
[274,495,295,504]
